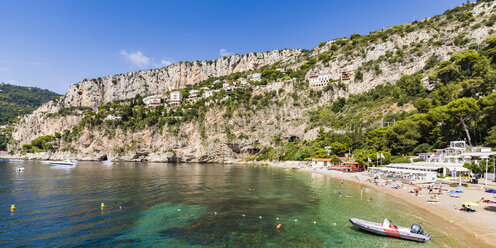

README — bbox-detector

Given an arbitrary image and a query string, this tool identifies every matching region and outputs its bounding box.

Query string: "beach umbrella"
[485,189,496,194]
[449,186,464,194]
[462,202,478,206]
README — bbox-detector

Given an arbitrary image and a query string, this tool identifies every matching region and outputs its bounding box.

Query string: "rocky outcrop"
[62,49,301,108]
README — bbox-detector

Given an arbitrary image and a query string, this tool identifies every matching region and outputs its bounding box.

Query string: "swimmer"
[366,197,374,202]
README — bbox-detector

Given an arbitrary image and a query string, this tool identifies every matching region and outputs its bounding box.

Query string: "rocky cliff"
[63,49,301,108]
[9,1,496,161]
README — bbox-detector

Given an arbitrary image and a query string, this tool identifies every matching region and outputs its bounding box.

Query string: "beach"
[259,162,496,247]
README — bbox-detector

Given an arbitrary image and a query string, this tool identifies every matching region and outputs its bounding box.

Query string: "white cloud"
[159,59,172,66]
[120,50,173,68]
[120,50,151,67]
[219,48,233,57]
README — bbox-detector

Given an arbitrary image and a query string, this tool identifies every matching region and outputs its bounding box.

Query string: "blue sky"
[0,0,467,94]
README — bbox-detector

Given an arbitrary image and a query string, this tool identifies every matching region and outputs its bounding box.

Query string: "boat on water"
[9,159,25,162]
[349,218,431,242]
[16,167,25,172]
[50,160,78,166]
[101,159,113,165]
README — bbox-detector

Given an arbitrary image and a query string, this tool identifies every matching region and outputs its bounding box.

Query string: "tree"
[483,35,496,64]
[414,98,432,113]
[397,73,425,96]
[311,148,330,158]
[330,141,349,156]
[485,126,496,148]
[366,127,390,151]
[445,97,480,146]
[436,61,459,84]
[412,143,431,154]
[388,119,421,154]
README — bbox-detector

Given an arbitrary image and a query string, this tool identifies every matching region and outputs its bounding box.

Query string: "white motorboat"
[349,218,431,242]
[50,160,78,166]
[101,159,113,165]
[16,167,25,172]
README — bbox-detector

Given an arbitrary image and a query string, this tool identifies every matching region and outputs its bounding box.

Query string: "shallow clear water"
[0,161,470,247]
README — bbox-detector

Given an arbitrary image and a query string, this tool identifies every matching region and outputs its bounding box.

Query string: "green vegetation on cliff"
[254,36,496,165]
[0,83,59,151]
[0,83,60,124]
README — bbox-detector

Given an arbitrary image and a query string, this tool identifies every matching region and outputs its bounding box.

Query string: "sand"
[254,162,496,247]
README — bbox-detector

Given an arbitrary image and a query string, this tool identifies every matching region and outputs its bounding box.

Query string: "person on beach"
[366,197,374,202]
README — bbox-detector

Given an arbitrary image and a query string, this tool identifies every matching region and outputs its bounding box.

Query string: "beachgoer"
[346,194,351,198]
[366,197,374,202]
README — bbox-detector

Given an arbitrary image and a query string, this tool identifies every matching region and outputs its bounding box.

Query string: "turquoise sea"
[0,161,472,247]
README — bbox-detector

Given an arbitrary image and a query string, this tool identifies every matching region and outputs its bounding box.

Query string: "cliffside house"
[251,73,262,81]
[202,90,213,98]
[143,95,163,106]
[309,74,327,89]
[223,82,234,91]
[169,91,183,106]
[341,71,352,80]
[239,78,248,85]
[188,90,200,102]
[318,73,332,83]
[0,151,7,157]
[267,81,284,90]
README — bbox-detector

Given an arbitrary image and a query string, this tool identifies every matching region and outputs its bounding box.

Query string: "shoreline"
[4,158,496,246]
[250,161,496,247]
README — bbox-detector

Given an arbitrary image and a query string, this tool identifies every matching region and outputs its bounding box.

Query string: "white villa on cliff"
[169,91,183,106]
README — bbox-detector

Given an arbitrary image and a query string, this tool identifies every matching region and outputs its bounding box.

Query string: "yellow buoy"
[11,204,15,211]
[101,203,105,210]
[259,216,263,219]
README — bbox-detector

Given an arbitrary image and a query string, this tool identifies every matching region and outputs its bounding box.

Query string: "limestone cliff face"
[10,100,83,146]
[62,49,301,108]
[9,1,496,161]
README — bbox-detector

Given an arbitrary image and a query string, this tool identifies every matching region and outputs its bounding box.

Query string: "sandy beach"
[250,162,496,247]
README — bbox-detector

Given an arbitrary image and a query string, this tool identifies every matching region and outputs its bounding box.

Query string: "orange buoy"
[276,224,282,229]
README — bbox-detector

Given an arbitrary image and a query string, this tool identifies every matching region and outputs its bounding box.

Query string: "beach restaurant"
[368,167,438,181]
[311,158,365,172]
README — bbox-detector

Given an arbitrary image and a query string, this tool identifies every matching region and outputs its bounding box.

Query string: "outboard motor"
[411,224,432,240]
[411,224,422,234]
